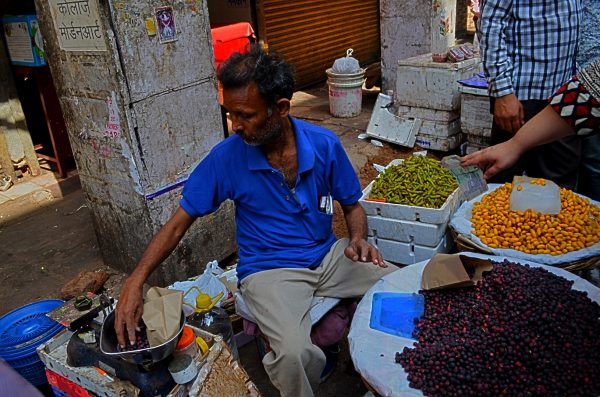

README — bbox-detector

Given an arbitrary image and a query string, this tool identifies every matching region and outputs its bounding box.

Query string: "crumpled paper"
[142,286,183,347]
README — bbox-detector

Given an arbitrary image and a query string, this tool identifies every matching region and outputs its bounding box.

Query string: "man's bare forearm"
[341,202,368,243]
[127,207,195,285]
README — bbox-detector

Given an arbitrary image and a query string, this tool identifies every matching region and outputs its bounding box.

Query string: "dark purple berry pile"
[117,322,150,352]
[395,261,600,397]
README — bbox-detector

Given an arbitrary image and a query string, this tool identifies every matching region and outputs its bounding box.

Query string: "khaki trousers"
[239,238,397,397]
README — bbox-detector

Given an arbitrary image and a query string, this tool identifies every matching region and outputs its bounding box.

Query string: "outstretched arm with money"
[461,105,574,179]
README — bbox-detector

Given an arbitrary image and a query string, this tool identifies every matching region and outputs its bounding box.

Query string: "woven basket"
[449,228,600,272]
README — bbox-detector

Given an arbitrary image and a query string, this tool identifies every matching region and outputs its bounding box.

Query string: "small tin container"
[168,354,198,384]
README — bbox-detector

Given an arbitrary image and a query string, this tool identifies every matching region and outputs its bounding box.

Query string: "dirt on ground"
[0,187,128,316]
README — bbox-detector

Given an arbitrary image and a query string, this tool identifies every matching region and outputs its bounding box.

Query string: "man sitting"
[114,44,396,397]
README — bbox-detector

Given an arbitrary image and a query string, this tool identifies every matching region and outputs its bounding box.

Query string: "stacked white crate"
[459,84,493,154]
[395,53,481,151]
[359,159,463,265]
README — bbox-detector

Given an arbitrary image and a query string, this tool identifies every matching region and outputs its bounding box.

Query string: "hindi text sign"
[49,0,107,51]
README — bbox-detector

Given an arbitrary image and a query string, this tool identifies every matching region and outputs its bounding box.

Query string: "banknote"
[441,155,488,201]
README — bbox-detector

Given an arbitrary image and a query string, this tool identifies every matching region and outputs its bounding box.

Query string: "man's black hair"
[217,43,295,106]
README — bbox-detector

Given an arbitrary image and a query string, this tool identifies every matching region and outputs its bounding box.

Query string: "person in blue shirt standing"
[114,44,395,397]
[480,0,582,188]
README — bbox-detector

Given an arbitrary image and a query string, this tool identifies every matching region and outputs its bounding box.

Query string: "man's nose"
[232,120,243,132]
[231,118,243,132]
[227,114,243,132]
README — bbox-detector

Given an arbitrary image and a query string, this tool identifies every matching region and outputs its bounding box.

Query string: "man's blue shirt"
[180,117,362,281]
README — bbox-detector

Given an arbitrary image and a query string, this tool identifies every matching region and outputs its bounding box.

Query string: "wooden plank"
[11,101,41,176]
[0,126,16,180]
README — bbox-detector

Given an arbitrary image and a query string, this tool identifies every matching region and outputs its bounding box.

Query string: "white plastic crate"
[418,118,461,138]
[37,330,121,397]
[467,133,492,146]
[359,159,463,224]
[414,132,464,152]
[395,54,481,111]
[369,231,453,265]
[37,327,220,397]
[367,215,447,247]
[463,143,488,155]
[396,104,459,123]
[460,92,493,136]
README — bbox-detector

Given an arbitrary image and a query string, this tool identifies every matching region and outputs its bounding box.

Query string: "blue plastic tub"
[369,292,425,339]
[0,299,64,386]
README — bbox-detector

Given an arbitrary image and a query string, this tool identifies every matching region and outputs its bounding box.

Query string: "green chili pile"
[369,156,458,208]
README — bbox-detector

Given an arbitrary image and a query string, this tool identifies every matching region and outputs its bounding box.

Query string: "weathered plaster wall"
[34,0,236,285]
[380,0,456,92]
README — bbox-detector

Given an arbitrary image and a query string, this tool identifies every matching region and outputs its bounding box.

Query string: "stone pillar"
[33,0,236,285]
[380,0,457,92]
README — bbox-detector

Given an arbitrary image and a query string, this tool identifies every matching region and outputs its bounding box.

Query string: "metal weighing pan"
[100,309,185,367]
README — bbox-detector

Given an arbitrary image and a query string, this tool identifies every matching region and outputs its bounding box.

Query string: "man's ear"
[275,98,291,117]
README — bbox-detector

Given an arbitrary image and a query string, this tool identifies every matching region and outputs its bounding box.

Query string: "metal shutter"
[256,0,380,88]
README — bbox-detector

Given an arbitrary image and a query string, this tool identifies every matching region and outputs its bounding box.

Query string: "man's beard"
[239,115,284,147]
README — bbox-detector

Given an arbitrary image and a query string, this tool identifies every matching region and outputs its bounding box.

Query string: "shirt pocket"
[308,212,334,241]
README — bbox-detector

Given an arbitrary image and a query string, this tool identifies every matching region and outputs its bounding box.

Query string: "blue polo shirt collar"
[246,116,315,173]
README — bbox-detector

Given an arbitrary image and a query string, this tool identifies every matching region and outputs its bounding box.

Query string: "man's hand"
[460,139,523,180]
[344,238,388,268]
[114,277,144,347]
[494,94,524,133]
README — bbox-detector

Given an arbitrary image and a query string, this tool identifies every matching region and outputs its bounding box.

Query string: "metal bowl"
[99,309,185,367]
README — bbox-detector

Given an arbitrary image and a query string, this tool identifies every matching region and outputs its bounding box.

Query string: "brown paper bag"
[421,254,493,291]
[142,286,183,347]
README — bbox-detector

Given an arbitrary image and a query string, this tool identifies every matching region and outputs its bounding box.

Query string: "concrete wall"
[380,0,456,92]
[34,0,236,286]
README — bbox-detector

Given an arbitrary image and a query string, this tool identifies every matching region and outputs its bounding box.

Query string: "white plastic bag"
[168,260,228,316]
[332,48,361,73]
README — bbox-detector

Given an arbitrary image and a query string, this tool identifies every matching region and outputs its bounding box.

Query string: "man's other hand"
[494,94,524,133]
[114,277,144,348]
[344,239,388,267]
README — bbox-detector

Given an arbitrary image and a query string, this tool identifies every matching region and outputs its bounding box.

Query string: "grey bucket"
[326,68,366,118]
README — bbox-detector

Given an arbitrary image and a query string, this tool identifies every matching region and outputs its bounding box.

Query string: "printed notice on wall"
[48,0,107,51]
[3,22,34,63]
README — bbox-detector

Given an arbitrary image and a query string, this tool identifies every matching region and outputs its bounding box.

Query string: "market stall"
[348,252,600,397]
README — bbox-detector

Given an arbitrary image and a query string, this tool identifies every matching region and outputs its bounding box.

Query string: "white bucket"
[326,68,365,118]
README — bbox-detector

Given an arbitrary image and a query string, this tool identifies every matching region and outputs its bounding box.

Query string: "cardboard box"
[421,254,493,290]
[2,15,46,67]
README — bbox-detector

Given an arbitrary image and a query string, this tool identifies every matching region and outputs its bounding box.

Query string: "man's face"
[223,83,284,146]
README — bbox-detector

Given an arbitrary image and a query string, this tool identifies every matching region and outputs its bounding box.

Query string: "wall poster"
[155,6,177,44]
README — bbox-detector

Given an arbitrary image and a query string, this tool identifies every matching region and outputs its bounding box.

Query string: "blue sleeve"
[329,139,362,205]
[180,151,231,217]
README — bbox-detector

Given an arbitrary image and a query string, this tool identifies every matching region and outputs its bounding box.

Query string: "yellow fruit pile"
[471,182,600,255]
